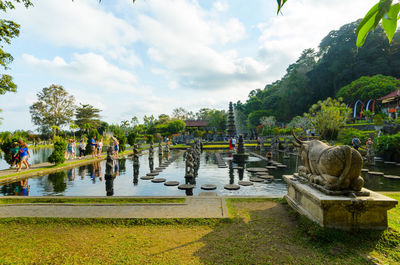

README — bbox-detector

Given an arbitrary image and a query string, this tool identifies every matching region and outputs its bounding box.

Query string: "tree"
[75,104,101,131]
[130,116,139,127]
[167,119,186,135]
[30,85,75,134]
[171,107,194,120]
[69,123,79,138]
[248,110,274,128]
[0,0,32,95]
[336,74,400,103]
[304,97,351,140]
[208,110,227,132]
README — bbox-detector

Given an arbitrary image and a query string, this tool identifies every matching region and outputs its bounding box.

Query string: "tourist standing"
[352,137,361,150]
[112,136,119,158]
[97,138,103,158]
[232,137,237,150]
[79,139,86,158]
[90,136,97,158]
[17,140,30,172]
[67,139,74,160]
[229,137,233,151]
[366,138,373,150]
[10,142,20,169]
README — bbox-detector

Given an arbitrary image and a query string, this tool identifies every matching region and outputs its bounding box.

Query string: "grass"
[0,195,398,264]
[0,197,186,204]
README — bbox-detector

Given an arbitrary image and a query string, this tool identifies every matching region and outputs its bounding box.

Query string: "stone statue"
[292,131,364,192]
[366,139,375,165]
[185,148,194,179]
[133,144,140,167]
[158,140,163,157]
[104,146,115,196]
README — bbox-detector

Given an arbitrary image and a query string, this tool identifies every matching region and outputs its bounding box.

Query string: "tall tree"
[0,0,32,95]
[30,85,75,134]
[75,103,101,131]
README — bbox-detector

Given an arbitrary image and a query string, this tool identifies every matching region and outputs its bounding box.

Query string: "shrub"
[0,137,19,165]
[127,132,137,146]
[375,132,400,162]
[337,128,370,146]
[48,137,67,165]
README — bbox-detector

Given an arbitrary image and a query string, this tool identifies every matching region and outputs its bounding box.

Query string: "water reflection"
[1,150,399,197]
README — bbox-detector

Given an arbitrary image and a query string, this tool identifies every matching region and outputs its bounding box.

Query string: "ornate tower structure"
[227,102,236,138]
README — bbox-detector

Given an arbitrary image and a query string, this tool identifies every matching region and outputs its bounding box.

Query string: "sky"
[0,0,378,131]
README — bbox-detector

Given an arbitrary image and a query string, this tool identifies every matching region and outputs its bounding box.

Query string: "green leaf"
[356,8,379,47]
[356,2,380,34]
[277,0,287,14]
[382,3,400,42]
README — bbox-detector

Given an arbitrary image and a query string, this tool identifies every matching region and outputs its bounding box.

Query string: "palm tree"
[69,123,79,139]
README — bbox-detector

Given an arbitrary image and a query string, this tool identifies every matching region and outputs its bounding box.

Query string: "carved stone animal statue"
[292,131,364,191]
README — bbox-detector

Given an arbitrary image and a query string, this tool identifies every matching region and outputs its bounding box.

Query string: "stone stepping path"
[164,181,180,186]
[266,166,277,170]
[201,184,217,190]
[178,184,195,190]
[215,153,227,168]
[368,171,384,176]
[277,164,287,168]
[140,175,154,180]
[246,167,269,173]
[238,181,253,186]
[151,178,166,183]
[361,168,369,172]
[224,184,240,190]
[146,172,159,176]
[384,175,400,180]
[384,161,397,165]
[249,177,264,182]
[258,175,274,180]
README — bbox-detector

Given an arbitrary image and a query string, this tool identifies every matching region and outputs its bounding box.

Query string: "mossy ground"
[0,194,398,264]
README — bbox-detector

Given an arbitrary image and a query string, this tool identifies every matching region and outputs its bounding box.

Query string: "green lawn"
[0,195,398,264]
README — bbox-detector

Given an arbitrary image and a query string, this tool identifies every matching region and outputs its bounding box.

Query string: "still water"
[0,147,53,170]
[1,150,399,196]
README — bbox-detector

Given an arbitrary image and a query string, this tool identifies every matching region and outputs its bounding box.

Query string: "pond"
[0,147,53,170]
[1,149,399,196]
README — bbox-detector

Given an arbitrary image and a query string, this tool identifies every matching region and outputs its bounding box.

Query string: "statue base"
[232,153,249,163]
[283,175,398,230]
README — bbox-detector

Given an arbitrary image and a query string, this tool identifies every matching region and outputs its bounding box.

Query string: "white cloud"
[257,0,377,79]
[9,0,141,65]
[138,0,262,91]
[22,53,138,93]
[213,1,229,12]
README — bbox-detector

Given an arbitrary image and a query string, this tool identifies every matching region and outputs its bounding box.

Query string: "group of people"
[10,139,30,172]
[352,137,373,151]
[66,136,119,160]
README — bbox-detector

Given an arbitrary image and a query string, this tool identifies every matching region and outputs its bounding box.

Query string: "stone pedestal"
[283,175,398,230]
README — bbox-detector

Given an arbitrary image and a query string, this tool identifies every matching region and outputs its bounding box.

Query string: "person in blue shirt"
[17,140,30,172]
[90,136,97,158]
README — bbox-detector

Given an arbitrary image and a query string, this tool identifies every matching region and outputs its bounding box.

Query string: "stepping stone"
[178,184,194,190]
[164,181,179,186]
[140,175,154,180]
[151,178,166,183]
[277,164,287,168]
[218,166,228,168]
[361,169,369,172]
[249,177,264,182]
[146,172,159,176]
[368,171,384,176]
[266,166,277,169]
[152,169,162,173]
[384,161,397,165]
[224,184,240,190]
[199,192,218,196]
[238,181,253,186]
[383,175,400,180]
[201,184,217,190]
[246,167,269,173]
[397,163,400,166]
[258,175,274,180]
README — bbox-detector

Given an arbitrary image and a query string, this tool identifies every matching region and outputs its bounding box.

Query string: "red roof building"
[378,88,400,119]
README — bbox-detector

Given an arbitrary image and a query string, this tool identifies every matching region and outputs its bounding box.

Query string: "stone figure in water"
[185,148,194,180]
[292,131,364,191]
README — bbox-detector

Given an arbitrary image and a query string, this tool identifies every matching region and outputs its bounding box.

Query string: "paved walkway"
[0,197,228,218]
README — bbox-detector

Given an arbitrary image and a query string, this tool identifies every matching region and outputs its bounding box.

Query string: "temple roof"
[378,88,400,102]
[185,120,208,127]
